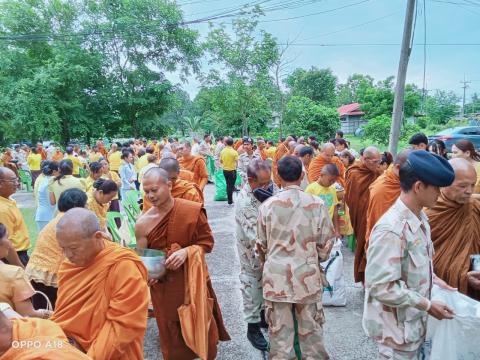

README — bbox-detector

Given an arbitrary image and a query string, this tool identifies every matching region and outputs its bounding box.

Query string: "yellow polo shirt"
[27,153,42,171]
[220,146,239,171]
[108,151,122,171]
[65,155,81,176]
[266,146,277,159]
[136,154,149,172]
[0,196,30,251]
[89,152,102,163]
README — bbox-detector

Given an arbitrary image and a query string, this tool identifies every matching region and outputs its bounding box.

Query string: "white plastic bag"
[423,285,480,360]
[321,240,346,306]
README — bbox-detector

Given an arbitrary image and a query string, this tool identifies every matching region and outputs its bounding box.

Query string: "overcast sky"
[168,0,480,102]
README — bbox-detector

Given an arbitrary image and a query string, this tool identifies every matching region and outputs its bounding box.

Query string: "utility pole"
[460,75,471,117]
[389,0,416,155]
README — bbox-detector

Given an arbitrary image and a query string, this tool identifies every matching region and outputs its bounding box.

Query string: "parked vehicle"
[428,126,480,152]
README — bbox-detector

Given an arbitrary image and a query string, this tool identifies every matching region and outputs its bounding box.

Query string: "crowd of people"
[0,130,479,359]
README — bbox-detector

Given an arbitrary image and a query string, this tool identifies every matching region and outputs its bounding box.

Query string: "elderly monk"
[177,141,209,190]
[136,168,230,360]
[142,158,204,213]
[0,312,90,360]
[308,143,346,187]
[51,208,149,359]
[255,138,267,160]
[272,136,292,186]
[365,150,411,250]
[345,146,382,283]
[426,158,480,300]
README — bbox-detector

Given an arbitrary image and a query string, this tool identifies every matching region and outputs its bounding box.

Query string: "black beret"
[243,137,254,145]
[407,150,454,187]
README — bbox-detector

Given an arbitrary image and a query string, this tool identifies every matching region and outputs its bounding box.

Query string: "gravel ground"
[143,184,378,360]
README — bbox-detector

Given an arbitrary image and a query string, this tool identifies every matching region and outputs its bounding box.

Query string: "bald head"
[363,146,380,159]
[294,144,304,157]
[441,158,477,204]
[319,143,336,162]
[143,167,169,183]
[288,141,298,153]
[321,163,340,177]
[56,208,104,267]
[0,167,18,198]
[0,167,15,180]
[391,149,412,176]
[362,146,382,172]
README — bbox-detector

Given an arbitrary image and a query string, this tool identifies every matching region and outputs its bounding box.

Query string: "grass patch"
[20,207,38,254]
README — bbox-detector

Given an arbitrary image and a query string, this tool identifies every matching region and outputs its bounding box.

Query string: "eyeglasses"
[365,158,382,164]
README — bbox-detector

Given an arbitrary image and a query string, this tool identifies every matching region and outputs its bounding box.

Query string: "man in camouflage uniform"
[364,151,456,360]
[235,159,277,351]
[237,137,260,187]
[256,155,335,359]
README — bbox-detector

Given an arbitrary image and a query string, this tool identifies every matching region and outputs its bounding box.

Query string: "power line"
[277,42,480,46]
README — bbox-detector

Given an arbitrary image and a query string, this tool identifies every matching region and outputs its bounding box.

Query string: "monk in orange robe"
[52,148,64,162]
[51,208,149,359]
[234,139,243,151]
[36,143,48,161]
[136,168,230,360]
[308,143,346,187]
[345,146,382,283]
[272,137,292,186]
[256,139,267,160]
[177,141,209,190]
[365,150,410,248]
[96,141,108,159]
[142,158,204,212]
[0,313,91,360]
[426,158,480,300]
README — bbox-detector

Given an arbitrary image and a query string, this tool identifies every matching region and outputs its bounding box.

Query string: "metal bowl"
[135,248,166,279]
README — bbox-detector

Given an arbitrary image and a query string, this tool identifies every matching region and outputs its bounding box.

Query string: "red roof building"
[337,103,366,134]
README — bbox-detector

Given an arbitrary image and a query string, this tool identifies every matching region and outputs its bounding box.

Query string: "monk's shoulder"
[175,197,202,212]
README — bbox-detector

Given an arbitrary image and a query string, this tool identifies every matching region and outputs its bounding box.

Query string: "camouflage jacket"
[235,183,278,272]
[237,152,260,185]
[256,185,335,304]
[363,198,433,351]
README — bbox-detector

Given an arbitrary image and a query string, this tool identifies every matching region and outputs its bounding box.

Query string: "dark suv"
[428,126,480,152]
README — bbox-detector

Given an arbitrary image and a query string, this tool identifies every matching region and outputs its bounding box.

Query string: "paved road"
[143,184,378,359]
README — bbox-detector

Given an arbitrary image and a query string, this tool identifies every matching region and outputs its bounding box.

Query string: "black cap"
[243,137,254,145]
[407,150,454,187]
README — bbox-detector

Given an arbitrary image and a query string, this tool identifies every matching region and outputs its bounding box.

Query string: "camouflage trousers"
[239,267,263,323]
[265,301,329,360]
[378,344,420,360]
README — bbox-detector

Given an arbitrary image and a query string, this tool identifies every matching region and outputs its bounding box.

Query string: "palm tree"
[183,116,203,136]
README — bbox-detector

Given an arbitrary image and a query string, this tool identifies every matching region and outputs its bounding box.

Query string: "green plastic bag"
[206,155,216,182]
[293,309,302,359]
[214,170,227,201]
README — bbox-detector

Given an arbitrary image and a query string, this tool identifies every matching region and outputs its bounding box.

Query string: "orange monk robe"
[365,168,401,248]
[51,240,149,359]
[147,199,230,360]
[426,193,480,298]
[179,169,194,182]
[345,161,381,283]
[258,148,267,161]
[52,151,64,162]
[178,155,208,190]
[38,148,48,161]
[98,145,108,159]
[308,155,346,187]
[272,143,289,187]
[0,317,91,360]
[234,139,243,150]
[143,179,204,213]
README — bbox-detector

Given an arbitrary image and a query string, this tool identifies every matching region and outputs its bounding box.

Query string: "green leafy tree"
[203,14,280,135]
[285,67,337,106]
[425,90,460,125]
[336,73,374,105]
[363,115,422,146]
[283,96,339,140]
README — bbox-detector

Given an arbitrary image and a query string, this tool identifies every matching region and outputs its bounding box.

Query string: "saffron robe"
[308,155,346,187]
[178,156,209,190]
[51,241,149,359]
[426,193,480,299]
[272,143,289,187]
[345,161,381,283]
[0,318,91,360]
[147,199,230,360]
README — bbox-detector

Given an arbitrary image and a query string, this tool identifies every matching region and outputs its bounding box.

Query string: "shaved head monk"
[177,141,209,190]
[142,158,204,213]
[345,146,382,283]
[136,168,230,359]
[51,208,149,359]
[0,311,90,359]
[308,143,346,187]
[272,136,293,186]
[364,149,411,254]
[426,158,480,300]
